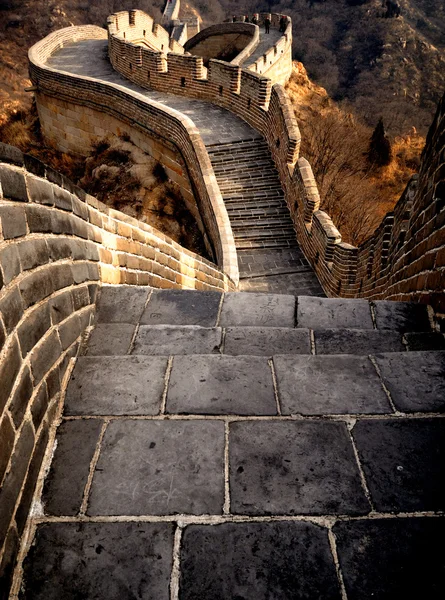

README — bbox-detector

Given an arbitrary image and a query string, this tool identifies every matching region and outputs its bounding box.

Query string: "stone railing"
[0,143,235,592]
[28,25,239,284]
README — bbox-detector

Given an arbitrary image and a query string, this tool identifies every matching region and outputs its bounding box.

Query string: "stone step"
[228,208,292,220]
[212,159,274,173]
[232,220,295,233]
[207,140,269,155]
[235,239,301,249]
[225,198,287,211]
[209,151,272,165]
[214,169,280,184]
[222,189,285,202]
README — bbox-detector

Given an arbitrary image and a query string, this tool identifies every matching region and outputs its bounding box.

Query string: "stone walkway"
[239,25,283,67]
[46,40,323,295]
[18,287,445,598]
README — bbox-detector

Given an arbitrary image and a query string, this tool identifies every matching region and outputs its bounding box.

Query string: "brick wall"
[184,22,257,66]
[0,144,234,594]
[29,25,239,285]
[108,9,177,54]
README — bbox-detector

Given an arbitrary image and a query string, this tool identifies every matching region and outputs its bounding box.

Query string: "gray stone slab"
[404,332,445,351]
[274,355,391,415]
[166,355,276,415]
[334,518,445,600]
[374,351,445,412]
[179,521,342,600]
[87,323,136,355]
[314,329,404,354]
[352,418,445,512]
[65,356,168,416]
[96,286,149,323]
[42,420,103,516]
[229,420,370,515]
[373,300,431,332]
[88,420,225,515]
[132,325,222,355]
[219,292,295,327]
[297,296,373,329]
[20,522,173,600]
[141,290,221,326]
[224,326,311,355]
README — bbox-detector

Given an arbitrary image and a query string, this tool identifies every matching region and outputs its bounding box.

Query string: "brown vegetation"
[287,62,424,246]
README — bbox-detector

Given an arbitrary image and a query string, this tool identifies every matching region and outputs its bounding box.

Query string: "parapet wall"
[183,22,257,66]
[0,143,234,592]
[28,25,239,284]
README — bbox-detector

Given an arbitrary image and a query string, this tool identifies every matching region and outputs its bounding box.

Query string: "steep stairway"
[207,140,324,294]
[17,287,445,599]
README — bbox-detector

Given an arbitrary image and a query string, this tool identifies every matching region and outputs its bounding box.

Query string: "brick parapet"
[28,26,239,285]
[0,145,235,589]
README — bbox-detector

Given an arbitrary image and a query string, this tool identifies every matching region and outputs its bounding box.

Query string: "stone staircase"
[207,140,325,294]
[17,287,445,599]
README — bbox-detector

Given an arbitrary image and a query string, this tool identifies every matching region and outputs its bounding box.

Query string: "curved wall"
[184,22,257,65]
[0,144,234,594]
[29,25,239,284]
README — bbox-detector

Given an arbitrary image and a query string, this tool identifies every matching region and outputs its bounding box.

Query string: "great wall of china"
[0,1,444,596]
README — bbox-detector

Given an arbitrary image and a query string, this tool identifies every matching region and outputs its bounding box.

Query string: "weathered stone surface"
[49,290,74,324]
[0,165,28,201]
[58,313,81,351]
[373,300,431,332]
[180,521,342,600]
[0,524,19,600]
[141,289,222,326]
[219,292,295,327]
[230,420,370,515]
[30,383,49,430]
[96,286,149,323]
[18,239,49,271]
[0,286,23,333]
[9,366,33,427]
[17,303,51,357]
[43,419,103,516]
[224,326,311,355]
[167,355,276,415]
[274,355,390,415]
[404,332,445,351]
[27,177,55,206]
[352,418,445,512]
[0,205,27,239]
[88,420,225,515]
[19,269,53,308]
[0,337,22,413]
[87,323,136,355]
[0,413,15,485]
[133,325,222,355]
[20,522,174,600]
[297,297,374,329]
[30,330,62,384]
[374,351,445,412]
[0,244,21,285]
[314,329,404,355]
[334,518,445,600]
[65,356,168,416]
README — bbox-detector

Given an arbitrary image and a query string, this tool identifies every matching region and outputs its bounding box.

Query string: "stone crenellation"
[0,143,235,590]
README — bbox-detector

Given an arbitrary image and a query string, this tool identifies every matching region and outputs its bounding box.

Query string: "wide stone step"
[218,179,282,192]
[235,238,302,249]
[228,207,291,220]
[215,169,279,184]
[207,141,269,155]
[223,189,285,201]
[230,215,292,228]
[225,198,287,211]
[212,159,274,173]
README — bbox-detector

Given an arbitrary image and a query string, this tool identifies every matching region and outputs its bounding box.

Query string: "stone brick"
[0,336,22,413]
[86,323,135,356]
[180,522,341,600]
[53,187,73,211]
[15,424,49,535]
[25,204,53,233]
[0,166,28,201]
[71,285,90,311]
[88,420,225,515]
[20,269,56,310]
[30,329,63,384]
[20,522,174,600]
[17,303,52,357]
[352,418,445,512]
[224,326,311,355]
[230,420,370,515]
[24,155,45,178]
[314,329,404,354]
[0,205,27,239]
[30,382,49,430]
[334,518,445,600]
[374,351,445,412]
[96,285,149,323]
[42,419,103,516]
[0,420,34,543]
[133,325,222,355]
[18,239,49,271]
[274,354,390,415]
[0,524,19,600]
[49,290,74,325]
[0,413,15,486]
[404,332,445,351]
[373,301,431,332]
[9,365,33,428]
[141,289,222,326]
[167,355,276,415]
[0,142,24,166]
[27,176,55,206]
[297,296,374,329]
[65,356,168,416]
[58,313,81,351]
[0,244,21,285]
[0,286,24,333]
[220,292,295,327]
